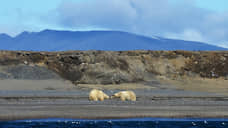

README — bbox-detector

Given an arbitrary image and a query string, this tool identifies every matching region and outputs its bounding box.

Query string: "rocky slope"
[0,50,228,85]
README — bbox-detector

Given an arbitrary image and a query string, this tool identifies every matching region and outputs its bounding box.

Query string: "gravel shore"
[0,79,228,121]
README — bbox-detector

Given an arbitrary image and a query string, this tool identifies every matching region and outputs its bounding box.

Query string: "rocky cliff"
[0,50,228,85]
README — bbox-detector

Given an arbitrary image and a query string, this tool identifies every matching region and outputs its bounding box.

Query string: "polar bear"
[111,91,136,101]
[89,89,109,101]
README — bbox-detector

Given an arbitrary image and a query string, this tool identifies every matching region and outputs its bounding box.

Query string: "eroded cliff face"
[0,50,228,85]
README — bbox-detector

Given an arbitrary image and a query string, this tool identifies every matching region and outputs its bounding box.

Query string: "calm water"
[0,118,228,128]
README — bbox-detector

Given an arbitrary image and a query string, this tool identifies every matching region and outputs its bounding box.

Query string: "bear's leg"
[93,97,98,101]
[89,96,95,101]
[126,97,131,101]
[99,97,104,101]
[131,97,136,101]
[120,96,125,101]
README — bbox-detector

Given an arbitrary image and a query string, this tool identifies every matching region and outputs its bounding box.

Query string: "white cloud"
[57,0,138,29]
[217,42,228,48]
[47,0,227,48]
[165,29,207,42]
[1,0,228,48]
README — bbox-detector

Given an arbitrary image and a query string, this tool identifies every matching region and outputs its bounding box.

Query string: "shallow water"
[0,118,228,128]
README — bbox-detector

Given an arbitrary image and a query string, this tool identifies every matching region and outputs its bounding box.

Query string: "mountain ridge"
[0,29,227,51]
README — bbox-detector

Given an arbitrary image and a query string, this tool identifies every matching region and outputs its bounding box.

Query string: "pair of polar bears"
[89,89,136,101]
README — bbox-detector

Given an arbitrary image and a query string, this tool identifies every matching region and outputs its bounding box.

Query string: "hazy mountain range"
[0,29,227,51]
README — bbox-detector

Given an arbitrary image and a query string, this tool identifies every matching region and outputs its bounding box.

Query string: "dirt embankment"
[0,50,228,85]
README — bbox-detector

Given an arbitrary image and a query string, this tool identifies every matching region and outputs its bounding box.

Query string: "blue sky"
[0,0,228,47]
[195,0,228,12]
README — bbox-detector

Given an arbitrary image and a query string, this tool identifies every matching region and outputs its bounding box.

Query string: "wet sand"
[1,79,228,120]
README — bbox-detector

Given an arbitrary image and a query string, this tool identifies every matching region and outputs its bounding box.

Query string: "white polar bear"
[111,91,136,101]
[89,89,109,101]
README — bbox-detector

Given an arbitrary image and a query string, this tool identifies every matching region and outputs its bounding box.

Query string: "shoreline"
[0,79,228,121]
[1,96,228,121]
[5,117,228,122]
[2,113,228,121]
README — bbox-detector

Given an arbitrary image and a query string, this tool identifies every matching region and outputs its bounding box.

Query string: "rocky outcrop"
[0,50,228,84]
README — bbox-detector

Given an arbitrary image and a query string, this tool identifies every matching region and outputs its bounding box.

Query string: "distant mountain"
[0,29,227,51]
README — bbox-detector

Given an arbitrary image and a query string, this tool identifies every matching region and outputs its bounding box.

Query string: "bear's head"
[103,93,109,99]
[111,93,119,99]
